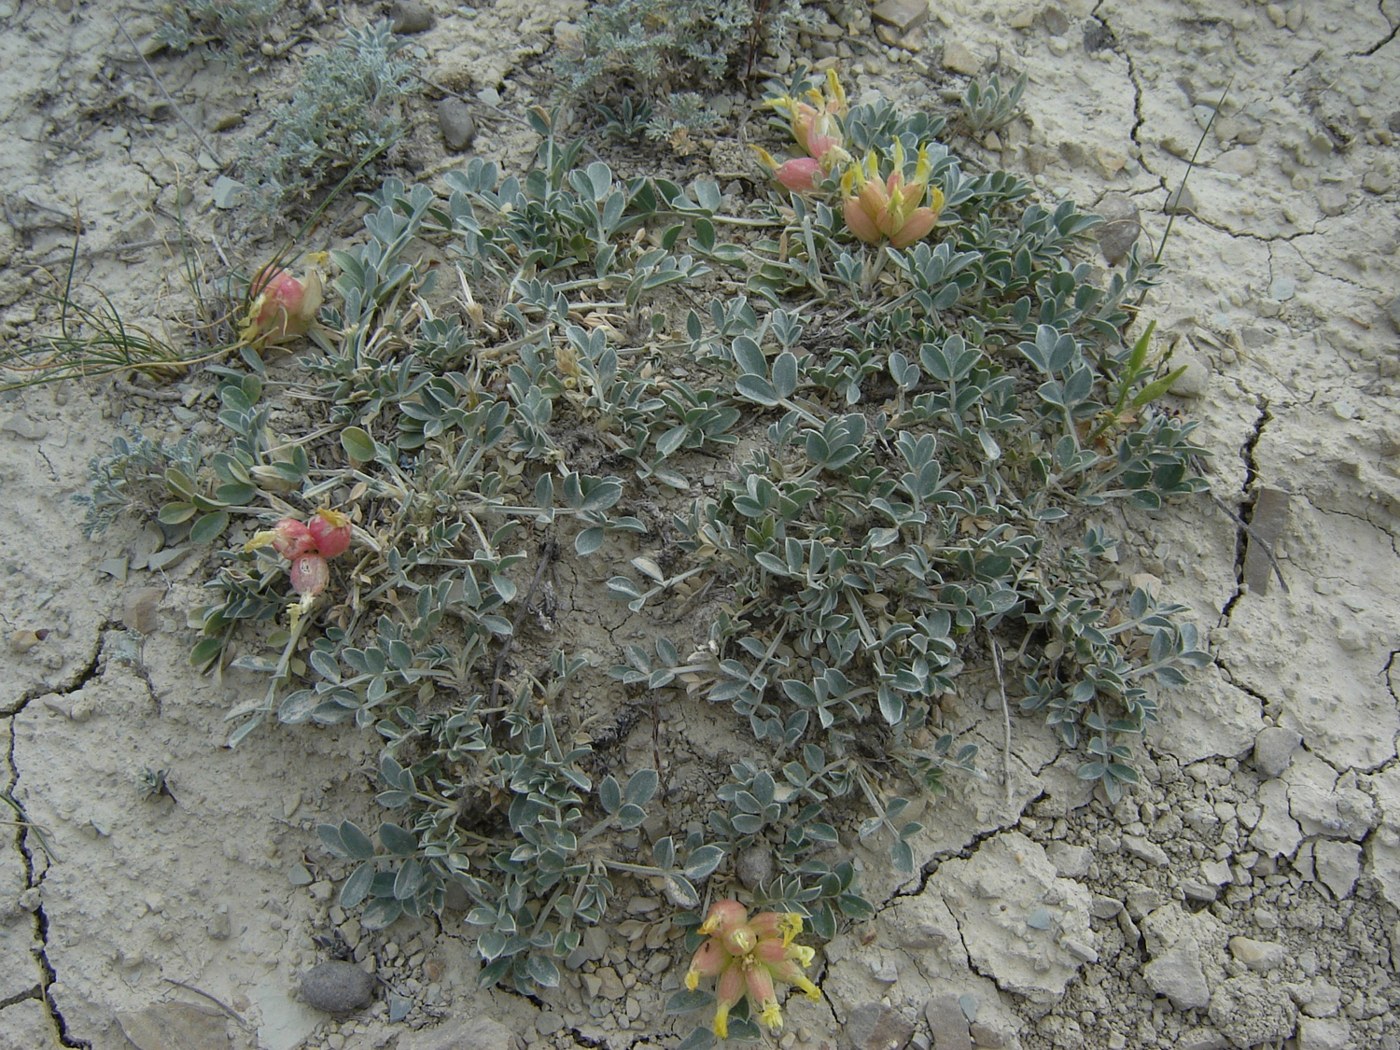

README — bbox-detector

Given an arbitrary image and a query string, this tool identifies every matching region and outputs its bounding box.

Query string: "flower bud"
[722,925,757,957]
[749,910,803,945]
[685,939,728,990]
[289,553,329,598]
[246,518,316,559]
[241,262,323,345]
[746,961,783,1031]
[712,962,745,1039]
[699,899,749,940]
[308,508,352,558]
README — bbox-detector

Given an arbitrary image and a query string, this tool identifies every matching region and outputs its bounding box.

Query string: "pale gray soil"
[1,1,1397,1049]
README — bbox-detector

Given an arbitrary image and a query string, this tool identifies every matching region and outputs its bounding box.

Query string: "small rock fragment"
[924,994,972,1050]
[870,0,928,34]
[116,1001,233,1050]
[844,1002,916,1050]
[1311,840,1361,899]
[299,962,374,1014]
[941,41,981,76]
[1,413,47,440]
[1296,1017,1352,1050]
[389,1,434,34]
[736,844,774,889]
[1095,194,1140,265]
[1165,183,1196,215]
[1144,946,1210,1010]
[1168,357,1210,399]
[1252,726,1301,778]
[122,586,165,635]
[1124,835,1169,867]
[1045,842,1090,879]
[438,99,477,152]
[1228,935,1285,972]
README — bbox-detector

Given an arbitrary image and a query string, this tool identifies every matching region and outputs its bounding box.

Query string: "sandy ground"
[1,0,1397,1048]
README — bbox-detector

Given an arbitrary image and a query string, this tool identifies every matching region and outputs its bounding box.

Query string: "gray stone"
[1296,978,1343,1018]
[1,413,47,440]
[1165,183,1196,215]
[438,99,478,152]
[941,41,981,76]
[924,994,972,1050]
[1297,1017,1352,1050]
[1124,835,1169,867]
[1090,894,1122,919]
[1045,842,1091,879]
[1095,194,1141,265]
[1228,935,1285,972]
[298,962,374,1014]
[736,844,774,889]
[1041,7,1070,35]
[1312,840,1362,899]
[1252,726,1301,778]
[1141,905,1219,1011]
[116,1001,233,1050]
[1144,945,1210,1010]
[870,0,928,33]
[1168,356,1211,399]
[844,1002,916,1050]
[389,1,435,34]
[1182,880,1218,903]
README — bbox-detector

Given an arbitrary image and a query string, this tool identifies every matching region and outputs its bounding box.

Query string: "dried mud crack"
[1219,395,1271,623]
[3,708,88,1047]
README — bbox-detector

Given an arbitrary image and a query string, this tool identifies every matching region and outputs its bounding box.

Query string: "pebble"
[870,0,928,33]
[389,1,434,33]
[1297,1017,1352,1050]
[1228,935,1285,972]
[1095,194,1141,265]
[1,413,47,440]
[1252,726,1301,778]
[1123,836,1169,867]
[1165,183,1196,215]
[736,844,775,889]
[941,42,982,76]
[595,966,625,999]
[1045,843,1091,879]
[1311,840,1361,899]
[924,994,972,1050]
[438,99,477,152]
[1168,357,1210,398]
[299,962,374,1014]
[844,1002,916,1050]
[1144,945,1210,1010]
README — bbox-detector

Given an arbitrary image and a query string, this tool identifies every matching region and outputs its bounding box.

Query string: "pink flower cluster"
[755,69,946,249]
[684,899,821,1038]
[247,509,352,600]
